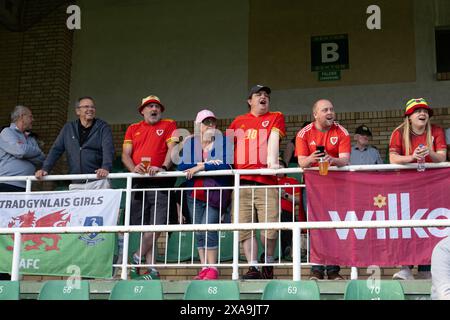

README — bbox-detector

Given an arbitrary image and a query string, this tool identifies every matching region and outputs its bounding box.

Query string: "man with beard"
[122,95,178,280]
[295,99,351,280]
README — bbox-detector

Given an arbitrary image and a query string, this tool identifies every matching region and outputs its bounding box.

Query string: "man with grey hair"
[0,105,45,192]
[35,96,114,185]
[0,105,44,280]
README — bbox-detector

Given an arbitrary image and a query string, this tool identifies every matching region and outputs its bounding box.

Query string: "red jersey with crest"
[277,176,306,221]
[389,124,447,163]
[123,119,178,167]
[228,111,286,184]
[295,122,351,167]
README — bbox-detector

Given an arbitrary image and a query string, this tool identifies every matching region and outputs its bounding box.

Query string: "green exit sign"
[319,70,341,81]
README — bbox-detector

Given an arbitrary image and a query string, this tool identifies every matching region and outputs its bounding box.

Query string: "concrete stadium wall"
[68,0,450,124]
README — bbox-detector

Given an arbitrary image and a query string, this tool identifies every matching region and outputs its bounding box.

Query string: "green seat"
[0,281,20,300]
[261,280,320,300]
[218,231,234,262]
[344,280,405,300]
[156,231,199,262]
[38,280,90,300]
[109,280,163,300]
[184,280,240,300]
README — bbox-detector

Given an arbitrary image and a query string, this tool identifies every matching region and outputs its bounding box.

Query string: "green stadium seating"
[109,280,163,300]
[0,281,20,300]
[261,280,320,300]
[38,280,90,300]
[344,280,405,300]
[184,280,240,300]
[156,231,199,262]
[218,231,234,262]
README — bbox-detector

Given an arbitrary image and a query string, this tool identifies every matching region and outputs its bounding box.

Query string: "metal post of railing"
[11,232,21,281]
[351,267,358,280]
[120,176,133,280]
[292,226,301,281]
[25,178,32,193]
[232,173,240,280]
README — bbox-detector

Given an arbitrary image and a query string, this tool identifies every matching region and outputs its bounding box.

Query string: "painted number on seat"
[134,286,144,294]
[63,286,73,294]
[287,286,298,294]
[208,286,218,295]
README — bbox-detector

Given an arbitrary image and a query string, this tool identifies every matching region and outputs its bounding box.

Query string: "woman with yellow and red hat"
[389,98,447,281]
[389,98,447,166]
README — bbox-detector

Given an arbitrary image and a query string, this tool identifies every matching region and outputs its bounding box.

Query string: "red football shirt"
[295,122,351,167]
[228,111,286,184]
[123,119,178,167]
[389,124,447,163]
[277,176,305,221]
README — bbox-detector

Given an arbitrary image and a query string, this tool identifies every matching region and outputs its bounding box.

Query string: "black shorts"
[130,189,170,226]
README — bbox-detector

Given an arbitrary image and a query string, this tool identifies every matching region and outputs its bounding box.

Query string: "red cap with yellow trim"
[139,95,165,113]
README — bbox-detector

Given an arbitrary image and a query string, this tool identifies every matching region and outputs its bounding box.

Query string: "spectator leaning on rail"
[431,236,450,300]
[228,84,286,280]
[178,109,233,280]
[35,96,114,188]
[350,125,383,165]
[295,99,351,280]
[122,94,178,280]
[389,98,447,280]
[0,105,45,192]
[0,105,45,280]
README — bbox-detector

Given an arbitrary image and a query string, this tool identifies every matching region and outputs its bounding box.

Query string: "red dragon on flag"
[7,210,71,251]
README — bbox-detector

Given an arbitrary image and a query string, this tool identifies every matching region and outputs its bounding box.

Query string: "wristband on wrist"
[161,165,168,171]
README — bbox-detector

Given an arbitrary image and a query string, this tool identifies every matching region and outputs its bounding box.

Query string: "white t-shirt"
[446,128,450,145]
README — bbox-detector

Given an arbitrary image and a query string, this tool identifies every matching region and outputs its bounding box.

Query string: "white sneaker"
[416,271,431,279]
[392,266,414,280]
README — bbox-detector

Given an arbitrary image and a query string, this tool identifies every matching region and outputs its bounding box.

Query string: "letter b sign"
[311,34,349,71]
[321,43,339,63]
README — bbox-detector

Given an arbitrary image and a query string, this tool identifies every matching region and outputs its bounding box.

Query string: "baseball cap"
[404,98,433,117]
[139,95,165,113]
[248,84,271,98]
[195,109,216,124]
[355,125,372,136]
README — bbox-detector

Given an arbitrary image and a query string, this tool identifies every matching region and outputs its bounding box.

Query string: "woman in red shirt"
[389,98,447,281]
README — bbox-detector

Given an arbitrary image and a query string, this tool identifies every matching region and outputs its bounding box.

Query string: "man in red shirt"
[122,95,178,280]
[296,99,351,280]
[228,84,286,279]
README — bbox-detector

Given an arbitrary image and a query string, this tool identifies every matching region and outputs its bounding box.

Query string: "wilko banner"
[0,189,121,278]
[305,168,450,266]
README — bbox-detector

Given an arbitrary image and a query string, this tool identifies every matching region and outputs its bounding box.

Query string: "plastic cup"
[319,159,329,176]
[141,157,151,170]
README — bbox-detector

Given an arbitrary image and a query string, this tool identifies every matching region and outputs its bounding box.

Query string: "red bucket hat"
[139,95,165,113]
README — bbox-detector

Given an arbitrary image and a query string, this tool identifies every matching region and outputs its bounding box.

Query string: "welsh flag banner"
[305,168,450,266]
[0,190,121,278]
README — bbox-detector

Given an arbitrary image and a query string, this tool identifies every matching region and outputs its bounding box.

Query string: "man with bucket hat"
[122,94,178,280]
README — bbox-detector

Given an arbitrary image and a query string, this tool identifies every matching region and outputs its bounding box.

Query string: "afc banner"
[305,168,450,266]
[0,189,121,278]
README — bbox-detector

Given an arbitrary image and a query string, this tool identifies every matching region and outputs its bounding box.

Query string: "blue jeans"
[187,194,220,248]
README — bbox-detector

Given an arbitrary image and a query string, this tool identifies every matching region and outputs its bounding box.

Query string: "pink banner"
[305,168,450,266]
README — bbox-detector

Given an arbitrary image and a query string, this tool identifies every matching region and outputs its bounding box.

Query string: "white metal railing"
[0,162,449,281]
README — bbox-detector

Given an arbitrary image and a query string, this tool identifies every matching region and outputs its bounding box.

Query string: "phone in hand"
[316,145,325,157]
